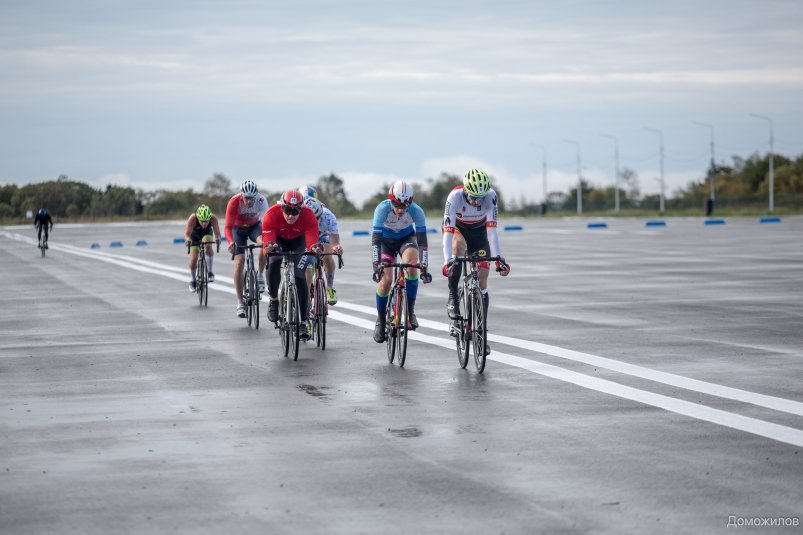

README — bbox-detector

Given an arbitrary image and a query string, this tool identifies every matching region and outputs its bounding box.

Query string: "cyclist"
[184,204,222,292]
[298,184,318,199]
[262,189,322,342]
[442,168,510,355]
[371,180,432,343]
[302,195,343,305]
[34,208,53,248]
[225,180,269,318]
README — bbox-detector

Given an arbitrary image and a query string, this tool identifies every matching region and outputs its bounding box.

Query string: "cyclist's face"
[242,195,255,207]
[391,202,408,216]
[282,205,301,222]
[466,193,483,206]
[199,219,210,227]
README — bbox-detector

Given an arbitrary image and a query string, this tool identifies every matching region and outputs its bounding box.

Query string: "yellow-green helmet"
[463,168,491,197]
[196,204,212,222]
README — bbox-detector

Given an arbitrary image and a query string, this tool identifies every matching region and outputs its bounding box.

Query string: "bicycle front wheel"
[456,285,469,369]
[279,282,290,357]
[396,288,408,368]
[470,290,487,373]
[288,284,301,360]
[315,278,327,350]
[245,270,254,326]
[197,258,208,307]
[385,289,397,364]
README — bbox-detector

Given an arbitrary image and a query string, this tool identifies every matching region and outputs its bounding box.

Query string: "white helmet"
[388,180,414,207]
[240,180,258,198]
[298,185,318,199]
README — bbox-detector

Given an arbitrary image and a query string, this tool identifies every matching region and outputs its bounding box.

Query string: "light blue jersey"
[372,200,427,239]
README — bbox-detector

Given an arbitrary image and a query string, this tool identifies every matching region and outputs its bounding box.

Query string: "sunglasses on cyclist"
[391,201,409,210]
[466,194,483,202]
[282,205,301,216]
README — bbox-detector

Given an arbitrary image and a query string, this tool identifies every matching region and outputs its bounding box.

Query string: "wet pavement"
[2,217,802,534]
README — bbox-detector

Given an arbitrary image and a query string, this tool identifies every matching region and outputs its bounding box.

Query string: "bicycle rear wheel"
[396,289,408,367]
[385,289,397,364]
[456,285,469,369]
[253,274,260,330]
[197,258,208,307]
[245,270,253,326]
[470,290,487,373]
[315,278,327,350]
[288,284,300,360]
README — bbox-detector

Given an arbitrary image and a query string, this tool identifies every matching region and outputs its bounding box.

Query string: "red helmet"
[280,189,304,215]
[388,180,414,207]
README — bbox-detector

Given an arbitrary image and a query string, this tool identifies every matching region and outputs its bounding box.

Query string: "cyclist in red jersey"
[262,189,322,341]
[224,180,269,318]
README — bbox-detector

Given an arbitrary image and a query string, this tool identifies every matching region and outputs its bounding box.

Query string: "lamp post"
[693,121,716,215]
[600,133,620,212]
[530,143,548,215]
[749,113,775,212]
[643,127,665,215]
[562,139,582,214]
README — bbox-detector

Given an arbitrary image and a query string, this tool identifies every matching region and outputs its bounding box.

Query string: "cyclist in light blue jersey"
[303,195,344,305]
[370,180,432,343]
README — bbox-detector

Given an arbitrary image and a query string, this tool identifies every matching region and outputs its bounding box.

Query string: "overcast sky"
[1,0,801,206]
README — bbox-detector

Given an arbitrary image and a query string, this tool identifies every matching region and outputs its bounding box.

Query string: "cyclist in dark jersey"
[34,208,53,248]
[184,204,222,291]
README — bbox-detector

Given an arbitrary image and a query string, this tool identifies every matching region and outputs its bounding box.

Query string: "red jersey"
[223,193,269,243]
[261,204,319,249]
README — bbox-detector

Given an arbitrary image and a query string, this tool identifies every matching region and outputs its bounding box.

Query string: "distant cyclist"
[184,204,222,292]
[225,180,269,318]
[442,168,510,355]
[302,194,343,305]
[371,181,432,343]
[262,189,322,341]
[34,208,53,248]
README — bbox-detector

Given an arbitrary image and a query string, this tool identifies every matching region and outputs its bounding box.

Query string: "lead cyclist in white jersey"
[442,168,510,354]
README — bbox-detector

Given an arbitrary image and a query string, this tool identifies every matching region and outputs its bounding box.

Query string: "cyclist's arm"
[441,190,459,263]
[183,214,196,242]
[371,202,388,265]
[485,190,501,257]
[410,204,429,269]
[301,210,319,250]
[223,196,238,244]
[261,207,278,246]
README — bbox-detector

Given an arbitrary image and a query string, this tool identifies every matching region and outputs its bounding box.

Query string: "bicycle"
[271,249,316,361]
[374,262,428,368]
[450,254,504,374]
[238,243,263,329]
[308,252,343,351]
[37,227,48,257]
[187,240,220,307]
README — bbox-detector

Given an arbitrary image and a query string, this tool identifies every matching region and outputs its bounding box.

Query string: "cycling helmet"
[280,189,304,214]
[463,168,491,197]
[195,204,212,222]
[298,185,318,199]
[304,197,324,219]
[38,208,46,217]
[388,180,414,207]
[239,180,259,198]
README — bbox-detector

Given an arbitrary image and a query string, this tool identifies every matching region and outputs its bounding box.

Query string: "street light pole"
[749,113,775,212]
[530,143,548,214]
[693,121,716,216]
[600,133,620,212]
[644,127,665,215]
[562,139,582,214]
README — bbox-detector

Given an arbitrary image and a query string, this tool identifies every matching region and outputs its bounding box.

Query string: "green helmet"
[196,204,212,222]
[463,168,491,197]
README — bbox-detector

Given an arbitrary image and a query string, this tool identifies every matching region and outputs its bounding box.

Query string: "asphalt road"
[2,217,802,534]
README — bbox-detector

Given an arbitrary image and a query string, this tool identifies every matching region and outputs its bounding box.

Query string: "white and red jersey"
[223,193,269,243]
[442,185,498,231]
[442,185,501,262]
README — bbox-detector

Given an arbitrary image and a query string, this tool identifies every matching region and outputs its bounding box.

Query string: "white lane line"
[334,301,803,417]
[8,231,803,447]
[330,310,803,448]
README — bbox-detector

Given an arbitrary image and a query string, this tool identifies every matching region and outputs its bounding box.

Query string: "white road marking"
[7,231,802,447]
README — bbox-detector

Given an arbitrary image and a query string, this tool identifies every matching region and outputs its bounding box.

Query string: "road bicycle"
[450,254,505,374]
[374,262,428,368]
[308,252,343,351]
[271,249,316,361]
[37,227,48,257]
[187,240,219,307]
[238,243,263,329]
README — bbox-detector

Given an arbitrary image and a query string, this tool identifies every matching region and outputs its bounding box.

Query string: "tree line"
[1,151,799,222]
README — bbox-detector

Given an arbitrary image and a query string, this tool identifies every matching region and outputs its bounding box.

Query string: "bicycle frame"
[452,254,503,373]
[308,252,343,350]
[238,243,262,329]
[188,240,219,307]
[377,261,426,368]
[271,249,316,361]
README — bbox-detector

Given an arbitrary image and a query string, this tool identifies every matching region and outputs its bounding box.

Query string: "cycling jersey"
[261,204,319,250]
[442,186,501,261]
[318,206,340,238]
[224,193,269,243]
[371,199,428,268]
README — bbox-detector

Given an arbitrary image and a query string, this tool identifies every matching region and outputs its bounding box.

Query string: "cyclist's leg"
[37,224,43,245]
[400,237,421,329]
[232,227,248,304]
[463,227,492,354]
[201,232,215,277]
[447,230,467,317]
[373,241,395,342]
